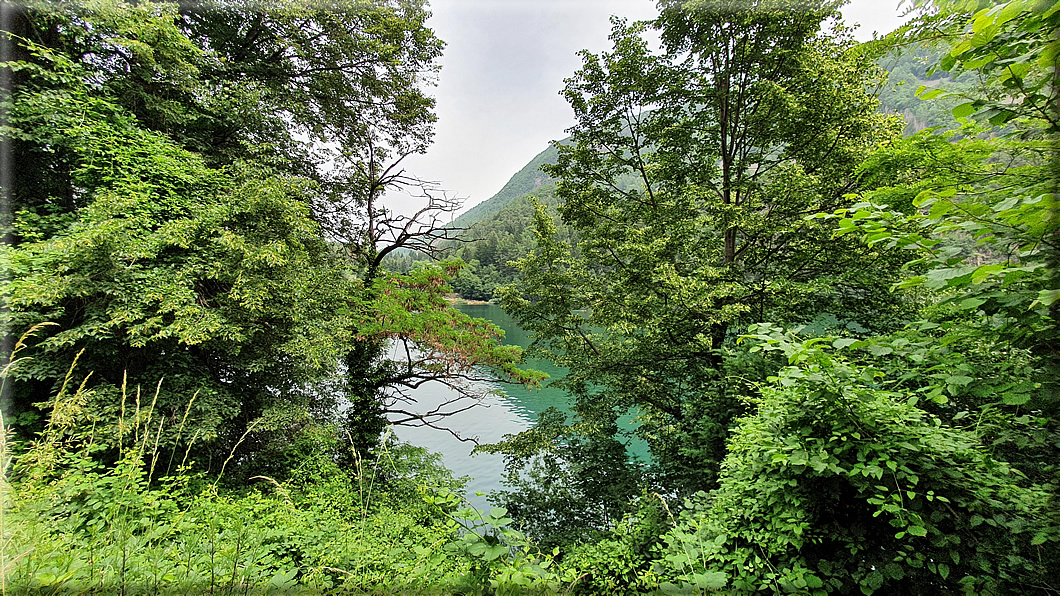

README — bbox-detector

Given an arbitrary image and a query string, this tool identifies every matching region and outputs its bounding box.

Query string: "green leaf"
[884,563,905,580]
[928,200,955,218]
[659,582,685,594]
[270,568,298,589]
[691,572,728,590]
[866,344,893,356]
[1001,391,1032,405]
[833,338,858,349]
[907,525,928,537]
[952,102,978,119]
[988,109,1018,126]
[949,38,972,57]
[1032,288,1060,307]
[916,88,947,100]
[992,196,1020,212]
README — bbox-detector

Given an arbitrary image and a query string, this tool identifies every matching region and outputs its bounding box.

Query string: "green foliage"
[824,126,1056,352]
[2,0,540,478]
[475,407,644,549]
[498,3,909,501]
[5,1,1058,594]
[1,36,347,467]
[1,366,484,594]
[549,494,674,594]
[449,142,564,230]
[648,3,1057,593]
[492,2,1058,594]
[448,185,570,302]
[656,328,1057,594]
[422,487,570,594]
[816,0,1060,499]
[5,450,476,594]
[175,0,445,187]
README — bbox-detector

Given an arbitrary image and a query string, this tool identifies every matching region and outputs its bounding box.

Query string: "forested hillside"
[447,183,565,300]
[2,0,1057,594]
[449,143,564,230]
[386,143,567,299]
[877,43,982,134]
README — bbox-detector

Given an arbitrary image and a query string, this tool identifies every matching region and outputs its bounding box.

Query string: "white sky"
[392,0,910,216]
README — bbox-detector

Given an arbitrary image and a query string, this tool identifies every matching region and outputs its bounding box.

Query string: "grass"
[0,326,594,594]
[0,338,478,593]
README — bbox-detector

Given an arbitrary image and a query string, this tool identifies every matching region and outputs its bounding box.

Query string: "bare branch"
[386,409,481,444]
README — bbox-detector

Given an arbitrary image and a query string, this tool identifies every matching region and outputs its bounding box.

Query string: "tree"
[499,1,907,497]
[1,35,345,469]
[1,0,539,477]
[176,1,530,453]
[655,1,1059,591]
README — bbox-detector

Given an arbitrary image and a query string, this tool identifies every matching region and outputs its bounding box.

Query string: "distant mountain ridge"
[450,139,566,229]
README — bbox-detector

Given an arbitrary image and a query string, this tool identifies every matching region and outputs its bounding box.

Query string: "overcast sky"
[393,0,910,216]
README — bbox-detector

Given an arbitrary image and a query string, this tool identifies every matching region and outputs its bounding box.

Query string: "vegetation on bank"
[1,341,564,594]
[2,0,1058,594]
[488,0,1059,592]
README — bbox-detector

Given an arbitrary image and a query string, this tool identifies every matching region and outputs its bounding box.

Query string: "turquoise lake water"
[388,303,644,510]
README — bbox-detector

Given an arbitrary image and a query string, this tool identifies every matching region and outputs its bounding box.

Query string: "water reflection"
[389,303,569,509]
[388,303,644,510]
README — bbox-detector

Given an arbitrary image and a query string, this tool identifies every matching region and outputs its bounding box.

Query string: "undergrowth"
[0,326,578,595]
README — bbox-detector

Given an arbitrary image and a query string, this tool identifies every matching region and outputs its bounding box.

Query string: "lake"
[388,302,643,510]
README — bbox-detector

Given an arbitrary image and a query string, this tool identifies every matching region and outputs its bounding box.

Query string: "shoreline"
[443,293,492,306]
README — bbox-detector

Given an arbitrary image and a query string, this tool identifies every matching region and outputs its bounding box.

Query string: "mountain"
[380,140,567,286]
[446,177,567,301]
[450,140,566,229]
[875,44,977,134]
